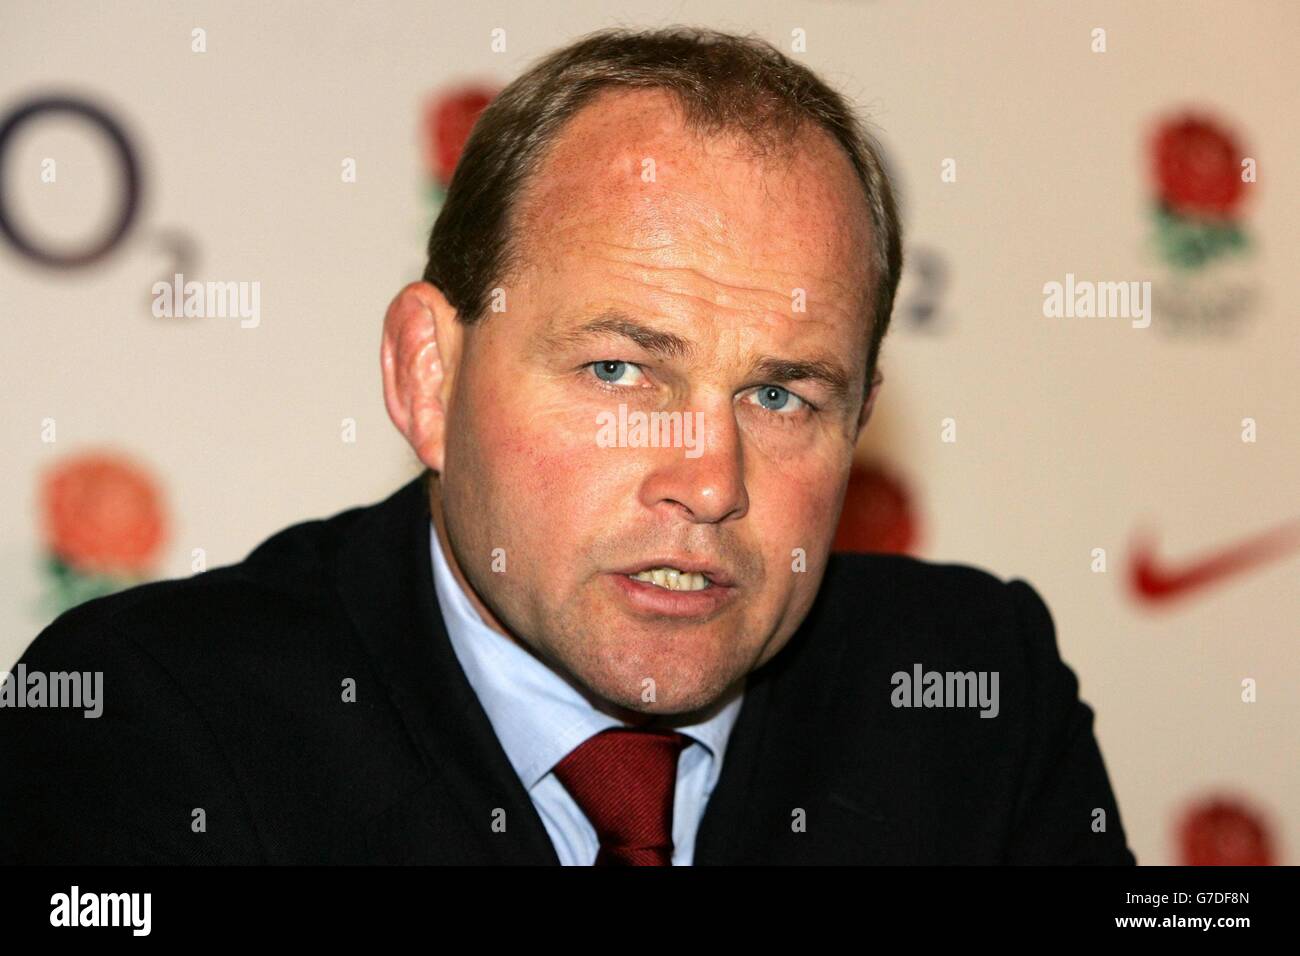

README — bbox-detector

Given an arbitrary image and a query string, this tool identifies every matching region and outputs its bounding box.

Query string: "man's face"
[438,88,877,716]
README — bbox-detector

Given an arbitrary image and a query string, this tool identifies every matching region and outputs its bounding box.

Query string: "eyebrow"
[552,311,694,360]
[749,357,853,404]
[552,309,856,404]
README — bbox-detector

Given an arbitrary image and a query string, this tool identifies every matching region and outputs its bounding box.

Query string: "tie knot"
[552,727,690,865]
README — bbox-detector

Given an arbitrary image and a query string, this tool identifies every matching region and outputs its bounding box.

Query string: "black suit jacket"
[1,475,1135,864]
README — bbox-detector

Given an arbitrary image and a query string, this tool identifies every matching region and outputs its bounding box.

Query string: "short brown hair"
[422,25,903,390]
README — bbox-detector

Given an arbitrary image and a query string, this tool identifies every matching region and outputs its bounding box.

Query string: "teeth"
[630,567,711,591]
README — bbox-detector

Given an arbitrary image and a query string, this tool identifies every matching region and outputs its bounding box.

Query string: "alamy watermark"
[151,272,260,328]
[1,665,102,718]
[596,403,704,459]
[50,886,150,935]
[891,663,999,718]
[1042,273,1151,328]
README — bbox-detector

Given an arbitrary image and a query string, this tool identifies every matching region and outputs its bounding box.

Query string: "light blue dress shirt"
[428,520,745,865]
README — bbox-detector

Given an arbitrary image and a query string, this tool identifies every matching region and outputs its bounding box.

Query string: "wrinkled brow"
[749,357,852,405]
[549,311,694,359]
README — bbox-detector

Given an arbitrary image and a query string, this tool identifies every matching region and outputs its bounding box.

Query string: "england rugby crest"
[1147,112,1258,335]
[36,451,169,616]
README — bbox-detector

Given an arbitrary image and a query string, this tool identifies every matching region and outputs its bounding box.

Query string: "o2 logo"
[0,94,196,293]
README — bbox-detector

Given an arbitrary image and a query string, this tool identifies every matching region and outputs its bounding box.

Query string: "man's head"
[382,27,902,719]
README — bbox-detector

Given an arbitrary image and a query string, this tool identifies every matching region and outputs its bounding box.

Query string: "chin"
[575,650,741,718]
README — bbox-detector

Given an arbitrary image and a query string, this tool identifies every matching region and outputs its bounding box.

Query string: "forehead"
[509,87,874,326]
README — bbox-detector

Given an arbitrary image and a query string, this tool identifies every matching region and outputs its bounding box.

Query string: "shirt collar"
[428,518,744,790]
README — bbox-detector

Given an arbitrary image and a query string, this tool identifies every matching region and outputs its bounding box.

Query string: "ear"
[380,281,464,473]
[853,368,884,442]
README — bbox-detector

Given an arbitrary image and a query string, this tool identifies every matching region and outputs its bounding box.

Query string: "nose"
[636,404,749,524]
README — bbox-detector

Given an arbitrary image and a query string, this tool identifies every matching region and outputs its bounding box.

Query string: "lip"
[610,558,737,588]
[606,571,739,619]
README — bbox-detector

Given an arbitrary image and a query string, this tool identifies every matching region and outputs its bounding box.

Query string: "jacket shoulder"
[25,497,377,664]
[808,551,1072,710]
[813,551,1027,655]
[802,552,1135,864]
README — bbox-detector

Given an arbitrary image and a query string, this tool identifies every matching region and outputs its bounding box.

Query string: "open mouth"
[609,560,738,618]
[626,567,713,592]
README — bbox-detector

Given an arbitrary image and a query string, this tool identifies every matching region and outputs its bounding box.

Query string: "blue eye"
[593,360,626,382]
[752,385,804,413]
[589,360,644,386]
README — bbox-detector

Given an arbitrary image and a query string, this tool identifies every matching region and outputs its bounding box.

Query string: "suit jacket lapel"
[694,556,921,865]
[691,661,773,863]
[332,475,559,864]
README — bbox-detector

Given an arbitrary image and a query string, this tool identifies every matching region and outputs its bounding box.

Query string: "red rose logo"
[423,85,498,188]
[1147,111,1253,273]
[1152,115,1246,219]
[833,461,919,555]
[1178,796,1275,866]
[40,451,168,576]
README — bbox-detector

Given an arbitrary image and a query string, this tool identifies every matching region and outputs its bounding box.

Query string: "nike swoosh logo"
[1129,518,1300,604]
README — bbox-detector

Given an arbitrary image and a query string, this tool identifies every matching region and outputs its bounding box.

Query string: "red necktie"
[552,727,690,866]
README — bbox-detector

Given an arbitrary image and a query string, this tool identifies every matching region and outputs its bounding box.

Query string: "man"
[0,27,1135,864]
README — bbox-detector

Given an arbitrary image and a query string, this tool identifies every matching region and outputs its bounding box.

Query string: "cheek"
[750,448,848,557]
[749,460,846,647]
[471,383,631,549]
